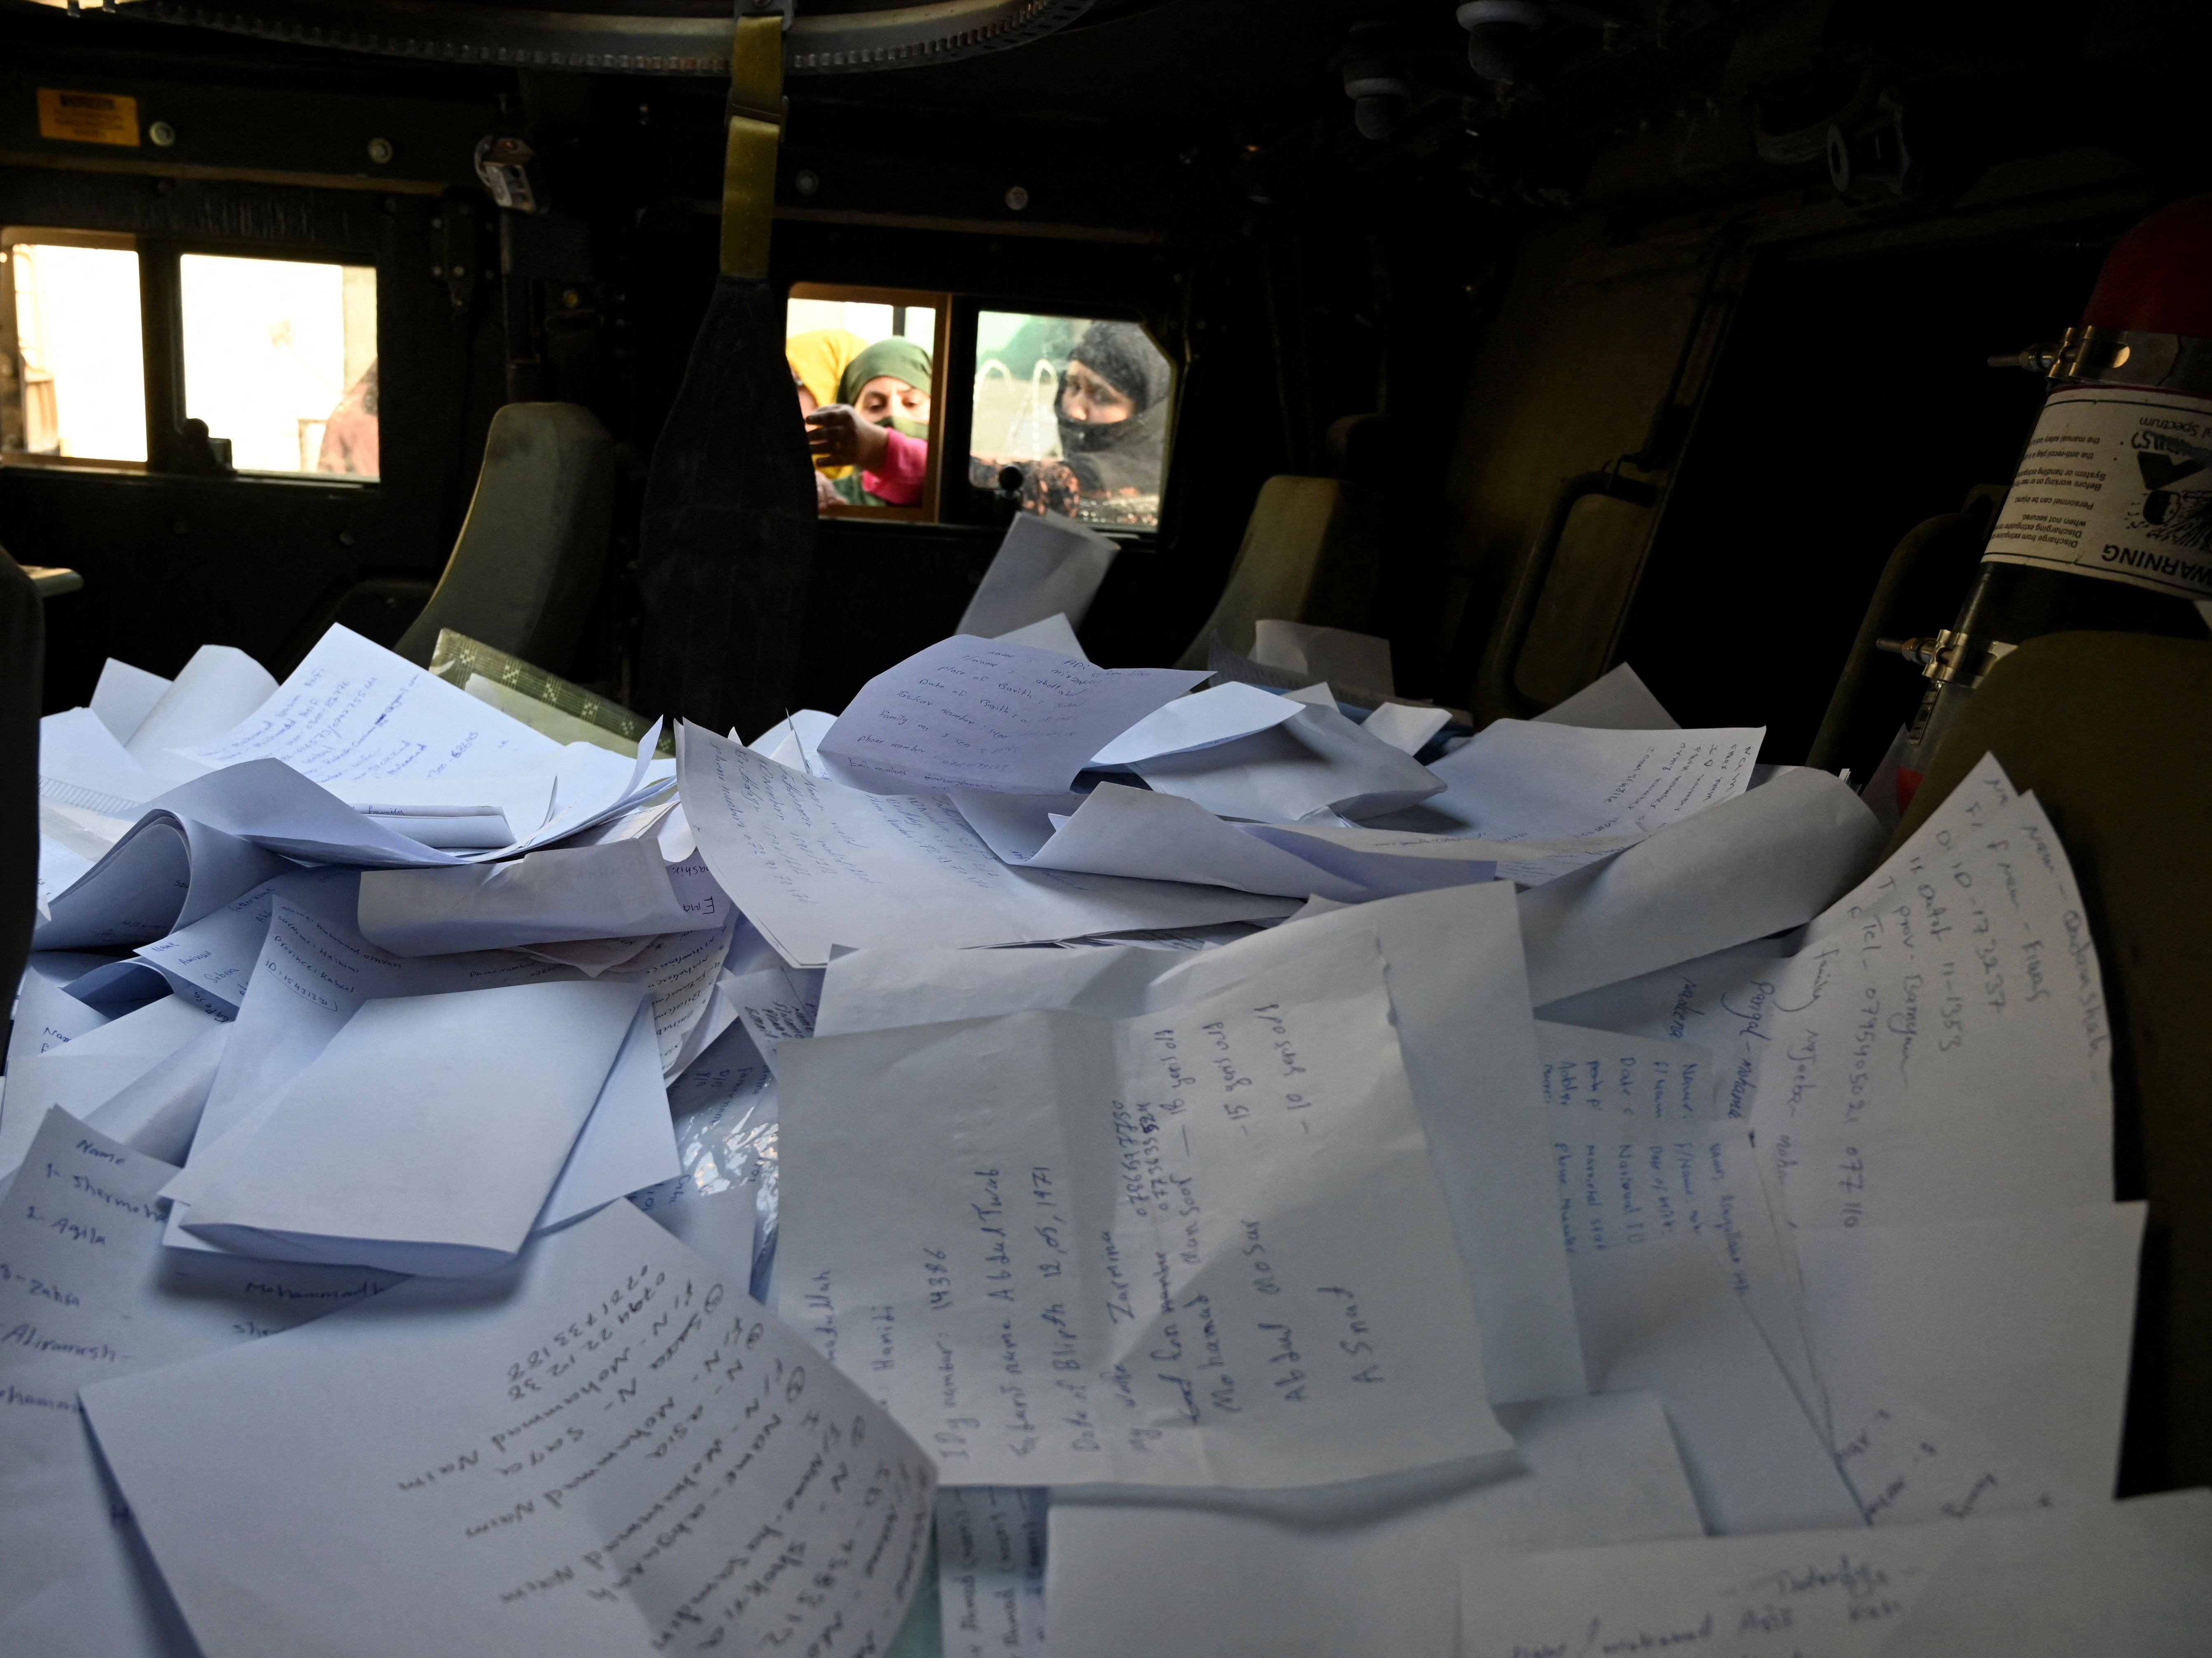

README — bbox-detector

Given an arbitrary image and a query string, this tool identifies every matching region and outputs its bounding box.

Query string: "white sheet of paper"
[327,768,555,840]
[606,920,739,1077]
[6,959,113,1081]
[957,511,1120,637]
[1800,1204,2145,1525]
[132,865,360,1014]
[1249,620,1394,698]
[680,724,1291,969]
[812,881,1586,1405]
[778,927,1511,1485]
[1459,1492,2212,1658]
[994,610,1089,660]
[0,1110,394,1651]
[1536,1018,1719,1121]
[721,963,821,1077]
[33,807,289,951]
[1571,1231,1864,1534]
[1742,759,2114,1230]
[1551,1115,1823,1431]
[0,994,224,1176]
[1536,938,1800,1121]
[79,1017,229,1164]
[1518,766,1886,1005]
[124,644,279,782]
[1048,1393,1703,1658]
[819,634,1207,796]
[90,658,171,745]
[176,623,559,780]
[1014,782,1373,902]
[1133,703,1444,822]
[37,706,163,826]
[178,979,648,1275]
[937,1487,1048,1658]
[1090,681,1302,768]
[357,841,693,955]
[1532,662,1680,731]
[1875,1487,2212,1658]
[80,1200,938,1658]
[1360,700,1452,754]
[535,998,680,1231]
[1397,719,1764,843]
[165,897,582,1213]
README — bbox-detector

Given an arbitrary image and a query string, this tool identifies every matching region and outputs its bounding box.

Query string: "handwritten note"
[1536,1019,1719,1121]
[818,635,1206,795]
[1745,757,2113,1230]
[177,623,558,782]
[775,927,1508,1486]
[0,1110,392,1641]
[80,1200,936,1658]
[679,724,1291,968]
[937,1487,1048,1658]
[1459,1493,2212,1658]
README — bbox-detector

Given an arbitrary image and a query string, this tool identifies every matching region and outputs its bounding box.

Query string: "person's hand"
[805,405,890,471]
[813,469,840,510]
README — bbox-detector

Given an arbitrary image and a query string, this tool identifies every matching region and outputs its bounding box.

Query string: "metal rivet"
[367,137,393,164]
[794,169,819,196]
[148,120,176,147]
[1005,185,1029,211]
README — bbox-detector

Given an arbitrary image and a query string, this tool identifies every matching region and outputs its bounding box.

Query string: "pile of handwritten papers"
[12,527,2207,1658]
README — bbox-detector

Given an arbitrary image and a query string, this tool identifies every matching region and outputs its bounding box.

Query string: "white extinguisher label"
[1981,384,2212,597]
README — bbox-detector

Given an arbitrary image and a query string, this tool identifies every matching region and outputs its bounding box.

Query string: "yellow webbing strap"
[719,13,785,279]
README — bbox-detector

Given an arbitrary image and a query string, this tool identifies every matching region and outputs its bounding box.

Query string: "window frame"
[1,223,383,485]
[787,280,952,523]
[956,296,1177,535]
[1,226,147,473]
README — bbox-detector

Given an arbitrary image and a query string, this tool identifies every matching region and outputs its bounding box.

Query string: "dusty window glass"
[784,291,943,514]
[4,240,146,463]
[971,311,1171,528]
[180,254,378,476]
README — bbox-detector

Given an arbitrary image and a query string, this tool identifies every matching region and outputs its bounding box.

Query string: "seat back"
[1174,476,1382,671]
[1895,630,2212,1492]
[393,403,615,672]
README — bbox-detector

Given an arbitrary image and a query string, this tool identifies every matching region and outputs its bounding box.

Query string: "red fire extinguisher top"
[2081,194,2212,339]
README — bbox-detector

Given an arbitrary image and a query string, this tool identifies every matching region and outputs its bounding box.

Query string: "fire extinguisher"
[1883,195,2212,805]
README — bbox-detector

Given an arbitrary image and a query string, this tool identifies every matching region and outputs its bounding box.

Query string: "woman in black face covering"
[1055,321,1171,506]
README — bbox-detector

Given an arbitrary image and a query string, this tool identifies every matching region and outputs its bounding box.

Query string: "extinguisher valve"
[1876,630,2015,685]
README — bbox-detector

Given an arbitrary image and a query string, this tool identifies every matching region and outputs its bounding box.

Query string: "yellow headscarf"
[786,328,868,475]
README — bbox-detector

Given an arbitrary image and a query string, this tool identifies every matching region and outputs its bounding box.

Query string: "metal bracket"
[1875,628,2014,688]
[1990,326,2212,397]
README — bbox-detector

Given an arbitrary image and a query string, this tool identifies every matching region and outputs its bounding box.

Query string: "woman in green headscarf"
[805,337,933,506]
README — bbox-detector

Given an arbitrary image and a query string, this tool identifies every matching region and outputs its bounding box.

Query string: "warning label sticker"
[35,88,140,148]
[1982,385,2212,599]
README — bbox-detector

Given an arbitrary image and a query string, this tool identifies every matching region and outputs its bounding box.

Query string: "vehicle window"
[3,237,145,464]
[972,310,1172,528]
[786,285,947,518]
[180,254,378,476]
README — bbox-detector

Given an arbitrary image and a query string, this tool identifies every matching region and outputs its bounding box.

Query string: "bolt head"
[148,120,176,147]
[1005,185,1030,211]
[367,137,393,164]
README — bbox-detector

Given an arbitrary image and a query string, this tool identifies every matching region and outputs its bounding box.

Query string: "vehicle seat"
[1174,475,1383,671]
[1893,629,2212,1494]
[390,402,616,672]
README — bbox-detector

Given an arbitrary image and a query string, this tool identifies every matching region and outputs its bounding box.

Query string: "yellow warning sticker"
[36,88,140,148]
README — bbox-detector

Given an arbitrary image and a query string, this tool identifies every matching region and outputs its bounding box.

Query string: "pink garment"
[861,427,928,506]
